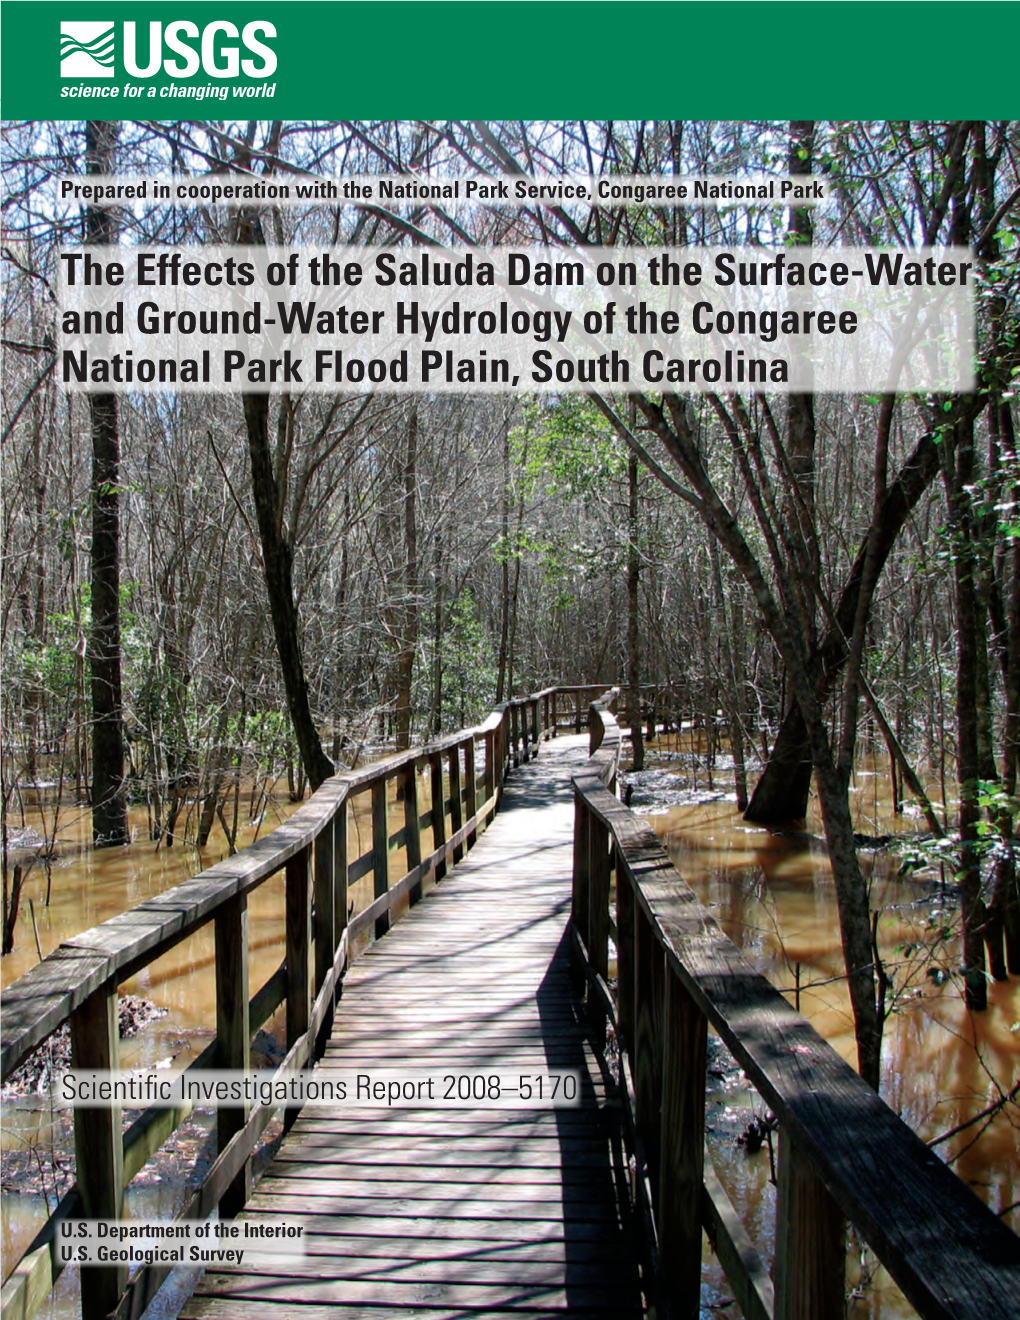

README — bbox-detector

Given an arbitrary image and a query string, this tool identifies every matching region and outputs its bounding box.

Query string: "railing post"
[464,738,478,848]
[506,705,513,769]
[571,790,590,989]
[505,708,513,778]
[285,844,312,1130]
[215,893,251,1217]
[484,728,495,806]
[71,985,125,1320]
[587,811,611,1038]
[532,698,540,749]
[371,778,391,939]
[334,798,349,958]
[658,966,708,1317]
[430,750,447,881]
[313,813,335,1054]
[448,744,464,862]
[401,763,423,904]
[511,703,520,767]
[286,846,313,1043]
[616,863,635,1051]
[774,1129,846,1320]
[634,900,665,1193]
[551,689,558,737]
[575,688,582,733]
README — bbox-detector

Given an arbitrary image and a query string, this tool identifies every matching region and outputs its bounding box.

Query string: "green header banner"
[2,0,1018,121]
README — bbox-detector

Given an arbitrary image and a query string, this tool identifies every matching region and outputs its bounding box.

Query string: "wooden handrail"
[571,695,1020,1320]
[0,684,586,1320]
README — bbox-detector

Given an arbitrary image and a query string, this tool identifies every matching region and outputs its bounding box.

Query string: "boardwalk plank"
[188,738,646,1316]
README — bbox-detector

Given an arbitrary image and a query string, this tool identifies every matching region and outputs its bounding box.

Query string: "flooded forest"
[2,118,1019,1317]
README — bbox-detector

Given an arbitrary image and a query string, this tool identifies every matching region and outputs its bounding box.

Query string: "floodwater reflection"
[644,748,1018,1318]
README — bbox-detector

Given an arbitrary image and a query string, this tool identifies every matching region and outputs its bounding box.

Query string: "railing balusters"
[214,893,251,1217]
[70,986,125,1320]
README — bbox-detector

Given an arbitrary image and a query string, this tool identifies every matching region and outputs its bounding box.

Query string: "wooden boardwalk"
[182,736,646,1320]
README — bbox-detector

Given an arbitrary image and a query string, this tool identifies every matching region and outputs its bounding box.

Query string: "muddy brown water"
[2,746,1017,1318]
[638,738,1018,1317]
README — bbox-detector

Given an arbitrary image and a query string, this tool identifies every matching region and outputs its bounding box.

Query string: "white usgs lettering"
[123,21,277,79]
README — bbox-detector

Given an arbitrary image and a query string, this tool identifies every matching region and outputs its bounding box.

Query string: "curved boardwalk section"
[182,736,646,1320]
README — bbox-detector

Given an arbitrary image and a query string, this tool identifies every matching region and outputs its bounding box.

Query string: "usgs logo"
[60,20,277,78]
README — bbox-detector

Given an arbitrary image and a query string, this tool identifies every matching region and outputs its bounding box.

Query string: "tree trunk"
[808,737,882,1088]
[709,538,748,810]
[946,416,989,1010]
[394,406,419,751]
[86,120,128,847]
[228,126,333,792]
[785,119,818,583]
[242,393,334,791]
[623,390,883,1086]
[430,544,445,737]
[992,397,1020,972]
[2,865,26,956]
[746,423,956,822]
[495,421,511,704]
[627,451,644,771]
